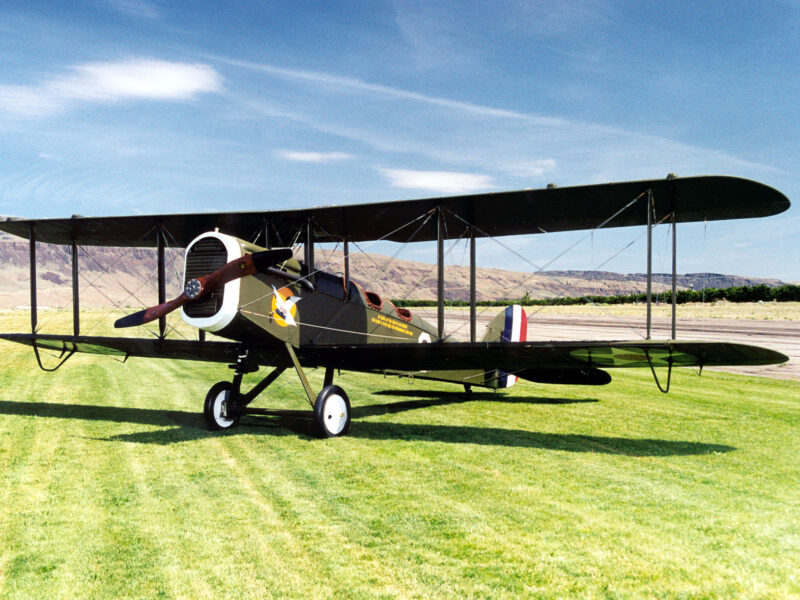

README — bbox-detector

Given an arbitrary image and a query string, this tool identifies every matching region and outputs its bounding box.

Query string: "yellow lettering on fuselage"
[370,313,414,336]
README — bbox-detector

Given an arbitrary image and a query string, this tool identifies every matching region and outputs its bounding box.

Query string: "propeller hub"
[185,278,203,299]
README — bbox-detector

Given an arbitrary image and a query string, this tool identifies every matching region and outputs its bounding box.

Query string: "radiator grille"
[183,238,229,318]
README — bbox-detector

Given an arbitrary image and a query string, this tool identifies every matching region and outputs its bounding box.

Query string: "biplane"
[0,175,790,437]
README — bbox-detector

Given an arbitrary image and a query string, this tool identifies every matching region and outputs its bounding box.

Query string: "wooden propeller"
[114,248,294,328]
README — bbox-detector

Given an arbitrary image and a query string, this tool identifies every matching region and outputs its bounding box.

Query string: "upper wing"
[0,176,788,246]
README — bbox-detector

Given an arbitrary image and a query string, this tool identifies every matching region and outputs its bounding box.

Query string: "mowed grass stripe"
[0,352,121,595]
[348,373,798,597]
[0,412,63,594]
[103,358,231,600]
[0,323,799,598]
[223,430,424,597]
[67,361,173,599]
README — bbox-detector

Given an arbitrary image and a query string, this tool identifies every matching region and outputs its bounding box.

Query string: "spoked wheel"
[204,381,240,431]
[314,385,351,438]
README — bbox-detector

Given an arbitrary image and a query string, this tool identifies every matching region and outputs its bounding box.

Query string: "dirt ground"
[414,306,800,381]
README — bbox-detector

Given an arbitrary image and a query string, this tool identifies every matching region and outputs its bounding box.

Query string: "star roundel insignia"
[271,287,300,327]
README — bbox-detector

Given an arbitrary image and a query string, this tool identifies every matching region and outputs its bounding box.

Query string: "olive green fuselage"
[203,259,495,388]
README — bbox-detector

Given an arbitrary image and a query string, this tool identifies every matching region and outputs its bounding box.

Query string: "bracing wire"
[29,226,156,335]
[238,210,437,316]
[443,196,659,340]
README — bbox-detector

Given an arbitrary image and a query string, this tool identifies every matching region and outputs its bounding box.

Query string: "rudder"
[482,305,527,388]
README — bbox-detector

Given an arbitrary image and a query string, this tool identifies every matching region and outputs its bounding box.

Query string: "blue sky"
[0,1,797,281]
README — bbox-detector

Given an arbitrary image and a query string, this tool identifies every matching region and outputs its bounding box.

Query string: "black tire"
[204,381,240,431]
[314,385,351,438]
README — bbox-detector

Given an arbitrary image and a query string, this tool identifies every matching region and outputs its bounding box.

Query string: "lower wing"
[296,339,787,376]
[1,333,787,375]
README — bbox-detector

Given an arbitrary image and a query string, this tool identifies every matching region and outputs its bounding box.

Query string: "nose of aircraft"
[113,247,294,328]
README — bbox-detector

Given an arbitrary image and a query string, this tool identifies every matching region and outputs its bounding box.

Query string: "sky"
[0,0,797,282]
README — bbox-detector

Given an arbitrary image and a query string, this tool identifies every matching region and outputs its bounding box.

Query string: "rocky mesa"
[0,236,784,308]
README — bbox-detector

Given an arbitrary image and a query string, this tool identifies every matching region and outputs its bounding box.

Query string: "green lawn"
[0,331,798,598]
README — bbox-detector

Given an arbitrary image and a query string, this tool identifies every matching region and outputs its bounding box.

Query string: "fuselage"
[179,231,505,389]
[180,231,437,347]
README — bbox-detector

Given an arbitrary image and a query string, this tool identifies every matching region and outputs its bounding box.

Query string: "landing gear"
[204,381,240,430]
[202,346,353,438]
[314,385,351,438]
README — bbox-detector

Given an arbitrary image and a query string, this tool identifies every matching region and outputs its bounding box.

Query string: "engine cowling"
[180,231,247,332]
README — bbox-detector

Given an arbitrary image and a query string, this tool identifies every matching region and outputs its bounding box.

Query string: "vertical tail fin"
[482,305,527,388]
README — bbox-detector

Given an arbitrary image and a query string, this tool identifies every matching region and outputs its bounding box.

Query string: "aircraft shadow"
[354,393,598,418]
[0,399,733,456]
[348,422,734,456]
[0,399,198,428]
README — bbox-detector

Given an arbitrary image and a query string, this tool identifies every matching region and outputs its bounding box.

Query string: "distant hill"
[312,251,783,302]
[0,238,784,308]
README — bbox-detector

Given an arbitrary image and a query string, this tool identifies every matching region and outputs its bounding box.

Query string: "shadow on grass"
[348,422,735,456]
[0,399,734,456]
[355,392,597,418]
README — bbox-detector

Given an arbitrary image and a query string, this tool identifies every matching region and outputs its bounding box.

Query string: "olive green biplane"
[0,175,790,437]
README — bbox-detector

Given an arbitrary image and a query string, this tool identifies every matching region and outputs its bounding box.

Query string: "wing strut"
[71,238,80,335]
[29,224,37,334]
[670,177,678,339]
[646,189,653,339]
[437,206,445,340]
[647,175,680,340]
[157,226,167,339]
[469,227,477,342]
[305,218,315,287]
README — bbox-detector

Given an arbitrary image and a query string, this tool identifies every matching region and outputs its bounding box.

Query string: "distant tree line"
[392,284,800,307]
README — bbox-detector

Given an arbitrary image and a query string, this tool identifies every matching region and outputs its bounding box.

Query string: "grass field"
[1,312,799,599]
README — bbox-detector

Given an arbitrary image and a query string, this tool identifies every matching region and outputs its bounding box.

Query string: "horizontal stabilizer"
[516,368,612,386]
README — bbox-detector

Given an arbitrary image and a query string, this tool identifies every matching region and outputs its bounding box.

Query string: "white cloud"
[379,168,494,194]
[52,59,222,101]
[276,150,354,163]
[216,57,781,187]
[0,58,222,117]
[210,55,561,124]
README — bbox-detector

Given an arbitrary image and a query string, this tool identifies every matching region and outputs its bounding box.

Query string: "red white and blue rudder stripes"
[498,305,527,388]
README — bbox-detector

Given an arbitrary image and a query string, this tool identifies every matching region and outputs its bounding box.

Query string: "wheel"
[314,385,351,438]
[204,381,240,431]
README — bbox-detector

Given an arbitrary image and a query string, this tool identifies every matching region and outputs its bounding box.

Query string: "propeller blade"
[114,247,295,329]
[114,294,188,328]
[199,248,295,293]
